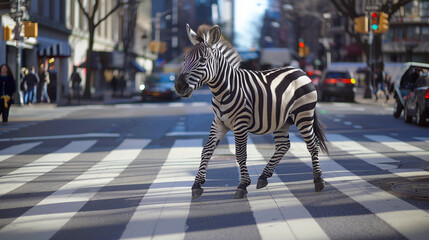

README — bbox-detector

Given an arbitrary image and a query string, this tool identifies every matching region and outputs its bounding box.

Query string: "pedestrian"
[0,64,17,123]
[38,65,50,103]
[111,70,118,97]
[119,71,125,97]
[22,66,39,104]
[70,66,81,103]
[20,67,28,103]
[374,63,389,102]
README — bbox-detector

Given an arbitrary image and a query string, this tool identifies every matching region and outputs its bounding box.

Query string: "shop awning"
[38,42,71,58]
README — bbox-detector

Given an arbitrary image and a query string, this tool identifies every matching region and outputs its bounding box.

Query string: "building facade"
[1,0,153,104]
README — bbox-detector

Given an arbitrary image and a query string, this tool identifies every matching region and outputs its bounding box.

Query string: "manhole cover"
[391,183,429,200]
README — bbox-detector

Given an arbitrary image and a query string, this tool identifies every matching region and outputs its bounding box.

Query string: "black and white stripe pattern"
[175,24,328,199]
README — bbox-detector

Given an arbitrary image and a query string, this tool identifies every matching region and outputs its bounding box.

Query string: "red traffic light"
[299,42,304,48]
[372,12,377,18]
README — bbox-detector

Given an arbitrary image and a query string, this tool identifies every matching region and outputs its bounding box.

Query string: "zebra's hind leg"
[298,124,325,192]
[192,120,228,199]
[257,127,290,189]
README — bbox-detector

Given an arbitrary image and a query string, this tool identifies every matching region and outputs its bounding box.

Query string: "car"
[403,73,429,126]
[319,70,356,102]
[392,62,429,119]
[140,72,180,101]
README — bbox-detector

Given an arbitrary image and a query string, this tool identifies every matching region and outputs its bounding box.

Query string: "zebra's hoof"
[314,177,325,192]
[256,176,268,189]
[234,188,248,199]
[192,188,204,199]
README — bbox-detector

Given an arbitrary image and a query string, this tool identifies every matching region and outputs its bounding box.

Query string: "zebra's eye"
[199,57,207,63]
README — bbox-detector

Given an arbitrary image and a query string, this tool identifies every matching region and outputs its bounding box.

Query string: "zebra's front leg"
[192,120,228,199]
[233,131,250,199]
[257,128,290,189]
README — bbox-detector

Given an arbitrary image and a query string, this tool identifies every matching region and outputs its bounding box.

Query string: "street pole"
[14,0,23,105]
[368,29,374,98]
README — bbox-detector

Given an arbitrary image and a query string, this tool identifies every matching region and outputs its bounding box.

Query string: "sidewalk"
[354,87,395,108]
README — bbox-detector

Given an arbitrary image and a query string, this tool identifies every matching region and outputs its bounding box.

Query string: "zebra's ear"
[186,24,198,45]
[207,25,221,47]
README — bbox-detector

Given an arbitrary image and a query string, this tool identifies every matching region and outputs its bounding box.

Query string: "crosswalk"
[0,132,428,240]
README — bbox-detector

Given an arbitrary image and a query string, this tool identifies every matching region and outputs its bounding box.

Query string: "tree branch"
[77,0,90,20]
[94,2,124,28]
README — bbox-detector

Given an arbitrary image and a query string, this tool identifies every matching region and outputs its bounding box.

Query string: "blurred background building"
[1,0,428,104]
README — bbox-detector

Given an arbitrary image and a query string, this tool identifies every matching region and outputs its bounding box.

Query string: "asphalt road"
[0,89,429,240]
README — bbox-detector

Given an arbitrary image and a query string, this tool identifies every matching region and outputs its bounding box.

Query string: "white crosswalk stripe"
[121,139,202,240]
[365,135,429,162]
[0,139,150,240]
[0,140,97,196]
[0,133,428,239]
[290,133,429,240]
[227,136,330,240]
[0,142,42,162]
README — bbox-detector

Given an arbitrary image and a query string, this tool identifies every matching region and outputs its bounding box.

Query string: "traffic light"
[2,26,12,41]
[354,16,368,34]
[374,12,389,34]
[371,12,378,31]
[23,21,38,38]
[298,40,305,57]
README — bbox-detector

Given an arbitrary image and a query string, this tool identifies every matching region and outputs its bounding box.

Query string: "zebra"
[175,24,328,199]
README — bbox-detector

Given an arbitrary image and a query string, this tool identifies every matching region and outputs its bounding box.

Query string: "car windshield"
[147,74,175,83]
[325,72,350,79]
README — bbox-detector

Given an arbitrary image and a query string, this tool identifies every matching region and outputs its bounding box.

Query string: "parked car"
[140,72,180,101]
[320,70,355,102]
[392,62,429,119]
[403,73,429,126]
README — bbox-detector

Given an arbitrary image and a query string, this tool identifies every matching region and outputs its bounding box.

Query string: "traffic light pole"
[368,29,374,99]
[14,0,23,105]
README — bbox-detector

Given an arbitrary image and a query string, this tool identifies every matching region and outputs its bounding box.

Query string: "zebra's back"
[243,67,317,134]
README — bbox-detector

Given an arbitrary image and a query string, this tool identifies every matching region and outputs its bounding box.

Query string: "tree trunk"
[84,24,95,98]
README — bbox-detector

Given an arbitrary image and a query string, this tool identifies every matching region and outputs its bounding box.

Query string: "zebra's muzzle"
[175,73,193,98]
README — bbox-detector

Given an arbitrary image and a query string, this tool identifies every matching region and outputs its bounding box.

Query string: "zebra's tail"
[313,110,329,155]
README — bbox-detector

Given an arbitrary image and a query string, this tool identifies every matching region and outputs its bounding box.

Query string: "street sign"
[365,5,379,11]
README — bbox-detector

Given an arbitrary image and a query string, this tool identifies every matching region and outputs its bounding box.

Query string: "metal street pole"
[368,29,374,98]
[13,0,23,105]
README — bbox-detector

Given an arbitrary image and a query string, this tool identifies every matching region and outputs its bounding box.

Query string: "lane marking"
[165,131,234,137]
[290,133,429,240]
[227,136,329,240]
[365,135,429,162]
[328,134,428,178]
[0,142,42,162]
[0,140,97,197]
[121,139,202,240]
[0,133,120,142]
[0,139,149,240]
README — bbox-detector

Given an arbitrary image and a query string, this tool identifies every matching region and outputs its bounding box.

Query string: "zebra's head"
[175,24,222,98]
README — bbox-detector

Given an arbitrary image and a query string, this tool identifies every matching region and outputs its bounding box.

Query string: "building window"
[406,25,420,41]
[420,1,429,17]
[422,26,429,40]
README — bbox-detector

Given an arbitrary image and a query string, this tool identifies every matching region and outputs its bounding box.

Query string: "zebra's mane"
[196,24,242,69]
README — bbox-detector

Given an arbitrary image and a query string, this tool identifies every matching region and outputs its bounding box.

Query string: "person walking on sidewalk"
[374,63,390,102]
[0,64,16,123]
[22,66,39,104]
[38,65,51,103]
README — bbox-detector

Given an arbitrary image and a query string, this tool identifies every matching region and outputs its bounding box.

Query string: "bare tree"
[328,0,412,62]
[77,0,125,98]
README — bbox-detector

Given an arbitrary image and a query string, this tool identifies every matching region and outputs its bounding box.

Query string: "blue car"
[140,72,180,101]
